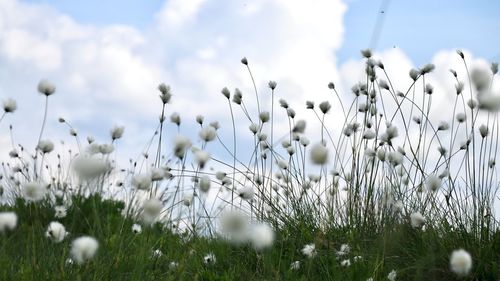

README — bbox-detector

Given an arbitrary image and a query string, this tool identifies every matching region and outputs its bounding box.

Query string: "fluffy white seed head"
[450,249,472,276]
[132,174,152,190]
[249,223,275,250]
[387,270,397,281]
[301,243,316,258]
[203,253,216,265]
[54,205,67,218]
[37,79,56,96]
[46,221,67,243]
[194,149,210,169]
[363,129,376,140]
[37,140,54,154]
[3,98,17,113]
[198,176,211,193]
[70,236,99,264]
[142,198,163,222]
[73,157,112,179]
[310,143,329,165]
[132,224,142,234]
[238,186,254,201]
[0,212,17,233]
[220,210,249,244]
[173,135,192,159]
[149,167,165,181]
[456,112,466,123]
[426,175,442,192]
[410,212,425,228]
[199,126,217,142]
[23,182,46,202]
[110,126,124,140]
[290,261,301,270]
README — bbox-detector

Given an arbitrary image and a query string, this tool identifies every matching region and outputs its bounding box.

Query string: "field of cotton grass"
[0,50,499,280]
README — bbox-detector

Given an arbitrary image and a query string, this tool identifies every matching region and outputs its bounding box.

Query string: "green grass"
[1,195,498,280]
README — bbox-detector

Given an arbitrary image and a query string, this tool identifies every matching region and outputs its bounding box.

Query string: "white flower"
[54,206,67,218]
[23,182,46,202]
[310,143,329,165]
[363,129,376,140]
[45,221,67,243]
[199,126,217,142]
[410,212,425,228]
[479,124,489,138]
[426,175,441,192]
[450,249,472,276]
[319,101,331,114]
[132,224,142,234]
[142,198,163,221]
[293,120,306,134]
[73,157,112,179]
[198,176,211,193]
[471,66,491,91]
[259,111,270,123]
[203,253,216,265]
[220,210,249,244]
[37,79,56,96]
[249,223,275,250]
[182,194,193,206]
[0,212,17,233]
[132,174,152,190]
[456,112,466,123]
[277,159,288,170]
[110,126,124,140]
[37,140,54,154]
[387,151,403,167]
[300,136,310,146]
[152,249,163,258]
[173,135,192,159]
[70,236,99,264]
[290,261,301,270]
[301,243,316,258]
[387,269,397,281]
[478,92,500,112]
[169,261,179,270]
[170,112,181,126]
[98,144,114,154]
[340,259,351,267]
[238,186,254,201]
[149,168,165,181]
[194,149,210,169]
[437,121,449,131]
[337,244,350,256]
[3,98,17,113]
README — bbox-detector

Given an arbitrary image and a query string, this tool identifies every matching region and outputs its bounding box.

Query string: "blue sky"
[23,0,500,66]
[1,0,499,165]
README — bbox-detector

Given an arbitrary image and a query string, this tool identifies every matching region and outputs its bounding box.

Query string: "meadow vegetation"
[0,50,499,280]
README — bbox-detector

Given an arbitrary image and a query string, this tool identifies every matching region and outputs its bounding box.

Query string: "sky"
[22,0,500,65]
[1,0,500,164]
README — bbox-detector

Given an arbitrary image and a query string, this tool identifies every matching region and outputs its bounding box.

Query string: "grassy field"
[0,195,498,280]
[1,51,500,280]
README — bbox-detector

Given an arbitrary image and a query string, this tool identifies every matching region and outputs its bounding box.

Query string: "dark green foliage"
[0,196,498,280]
